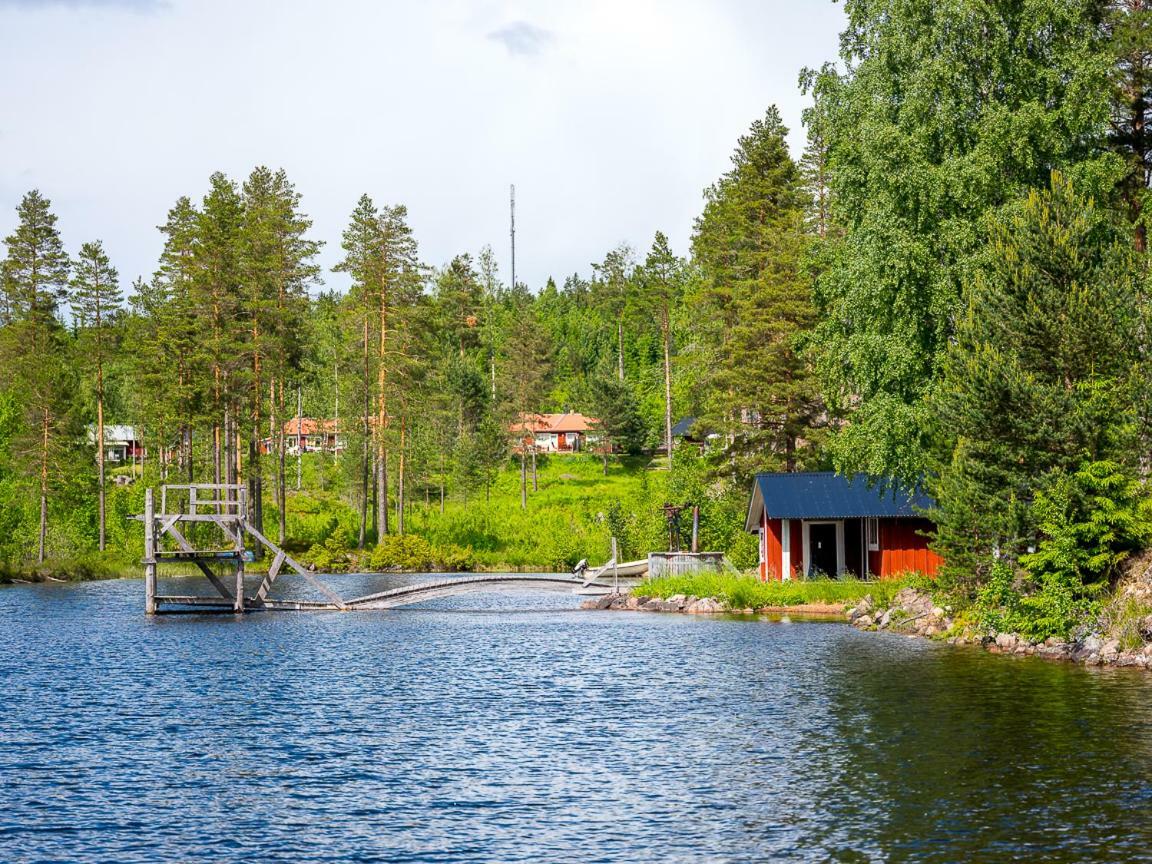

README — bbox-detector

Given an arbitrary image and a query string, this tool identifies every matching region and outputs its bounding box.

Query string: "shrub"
[368,534,475,573]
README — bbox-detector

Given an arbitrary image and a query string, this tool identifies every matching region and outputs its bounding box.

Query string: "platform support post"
[233,489,245,613]
[144,487,157,615]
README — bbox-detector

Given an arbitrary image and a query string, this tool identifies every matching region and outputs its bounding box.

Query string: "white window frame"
[866,518,880,552]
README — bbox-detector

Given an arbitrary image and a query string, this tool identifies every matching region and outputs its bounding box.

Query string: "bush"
[368,534,475,572]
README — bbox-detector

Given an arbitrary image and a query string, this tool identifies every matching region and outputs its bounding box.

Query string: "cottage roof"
[512,412,597,434]
[282,418,342,436]
[745,471,934,531]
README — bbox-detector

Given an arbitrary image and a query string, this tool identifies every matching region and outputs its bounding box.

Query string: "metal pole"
[234,486,246,614]
[611,536,619,595]
[510,184,516,291]
[144,487,156,615]
[692,506,699,554]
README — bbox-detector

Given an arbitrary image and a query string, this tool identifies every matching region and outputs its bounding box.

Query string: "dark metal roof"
[745,472,935,531]
[671,417,697,438]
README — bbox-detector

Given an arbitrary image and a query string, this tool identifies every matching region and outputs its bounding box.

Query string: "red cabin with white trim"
[745,472,943,581]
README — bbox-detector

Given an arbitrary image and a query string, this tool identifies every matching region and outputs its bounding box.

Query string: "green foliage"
[639,571,916,610]
[689,106,824,480]
[808,0,1121,480]
[368,533,474,573]
[971,461,1148,641]
[1022,461,1152,589]
[931,176,1143,587]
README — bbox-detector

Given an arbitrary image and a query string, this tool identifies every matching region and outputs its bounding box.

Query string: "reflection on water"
[2,576,1152,862]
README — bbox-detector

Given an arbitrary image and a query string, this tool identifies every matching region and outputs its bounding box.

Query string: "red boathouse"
[745,472,943,581]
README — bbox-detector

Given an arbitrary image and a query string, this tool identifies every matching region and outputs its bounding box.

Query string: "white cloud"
[487,20,554,57]
[0,0,846,292]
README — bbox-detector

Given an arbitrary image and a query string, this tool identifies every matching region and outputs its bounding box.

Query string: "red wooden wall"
[759,515,802,581]
[870,518,942,578]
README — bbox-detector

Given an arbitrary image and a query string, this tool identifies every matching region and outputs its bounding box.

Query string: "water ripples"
[3,578,1152,862]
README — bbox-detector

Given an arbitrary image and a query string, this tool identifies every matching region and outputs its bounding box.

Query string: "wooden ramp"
[137,483,616,615]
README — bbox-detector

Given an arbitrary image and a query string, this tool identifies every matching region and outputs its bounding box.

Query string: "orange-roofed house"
[511,412,599,453]
[262,418,346,455]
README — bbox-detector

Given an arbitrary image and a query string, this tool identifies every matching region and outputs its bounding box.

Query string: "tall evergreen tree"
[0,191,73,563]
[638,232,684,466]
[930,175,1142,586]
[690,107,823,478]
[70,240,122,550]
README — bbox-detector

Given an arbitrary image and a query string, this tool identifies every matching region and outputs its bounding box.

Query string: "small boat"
[572,557,649,592]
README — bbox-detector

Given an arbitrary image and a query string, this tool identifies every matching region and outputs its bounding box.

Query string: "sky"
[0,0,846,294]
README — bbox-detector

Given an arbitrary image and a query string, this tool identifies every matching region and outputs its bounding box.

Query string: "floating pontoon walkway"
[137,483,619,615]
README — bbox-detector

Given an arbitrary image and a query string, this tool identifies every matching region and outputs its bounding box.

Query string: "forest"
[1,1,1150,638]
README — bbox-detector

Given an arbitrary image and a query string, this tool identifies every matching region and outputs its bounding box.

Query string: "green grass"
[405,454,659,570]
[272,452,663,571]
[636,571,919,610]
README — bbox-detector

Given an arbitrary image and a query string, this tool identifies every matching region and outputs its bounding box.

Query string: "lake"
[3,575,1152,862]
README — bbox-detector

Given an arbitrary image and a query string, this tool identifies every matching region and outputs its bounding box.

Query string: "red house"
[745,472,943,581]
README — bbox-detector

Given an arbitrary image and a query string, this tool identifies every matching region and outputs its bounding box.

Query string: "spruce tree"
[930,175,1142,587]
[690,107,823,479]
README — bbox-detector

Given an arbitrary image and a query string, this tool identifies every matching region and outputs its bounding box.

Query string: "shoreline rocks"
[586,585,1152,671]
[849,588,1152,670]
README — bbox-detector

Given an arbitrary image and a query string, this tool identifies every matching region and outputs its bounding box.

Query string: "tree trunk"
[662,307,673,469]
[359,319,370,549]
[96,367,106,552]
[531,446,538,491]
[439,449,445,514]
[38,408,49,564]
[377,448,389,538]
[376,282,390,539]
[520,451,527,509]
[617,319,625,381]
[396,414,406,535]
[603,448,608,476]
[277,380,287,545]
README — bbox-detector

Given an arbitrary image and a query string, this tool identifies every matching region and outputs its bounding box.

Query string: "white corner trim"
[781,519,791,582]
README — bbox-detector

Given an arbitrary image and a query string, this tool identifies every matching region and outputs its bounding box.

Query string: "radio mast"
[510,184,516,291]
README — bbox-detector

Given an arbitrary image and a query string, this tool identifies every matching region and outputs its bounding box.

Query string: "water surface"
[2,575,1152,862]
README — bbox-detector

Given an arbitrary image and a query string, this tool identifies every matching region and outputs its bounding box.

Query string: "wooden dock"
[137,483,618,615]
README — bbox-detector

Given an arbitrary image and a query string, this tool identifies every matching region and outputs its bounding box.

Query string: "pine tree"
[499,289,551,507]
[334,195,422,541]
[70,240,122,551]
[638,232,684,467]
[192,172,245,494]
[240,166,320,541]
[0,191,73,563]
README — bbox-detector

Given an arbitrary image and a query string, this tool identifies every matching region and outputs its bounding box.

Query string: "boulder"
[995,632,1017,651]
[595,594,616,610]
[855,614,874,629]
[1080,634,1104,654]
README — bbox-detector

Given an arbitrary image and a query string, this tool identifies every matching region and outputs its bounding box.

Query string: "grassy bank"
[636,571,923,610]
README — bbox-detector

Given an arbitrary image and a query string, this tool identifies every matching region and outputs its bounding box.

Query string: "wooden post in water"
[144,487,156,615]
[233,486,246,614]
